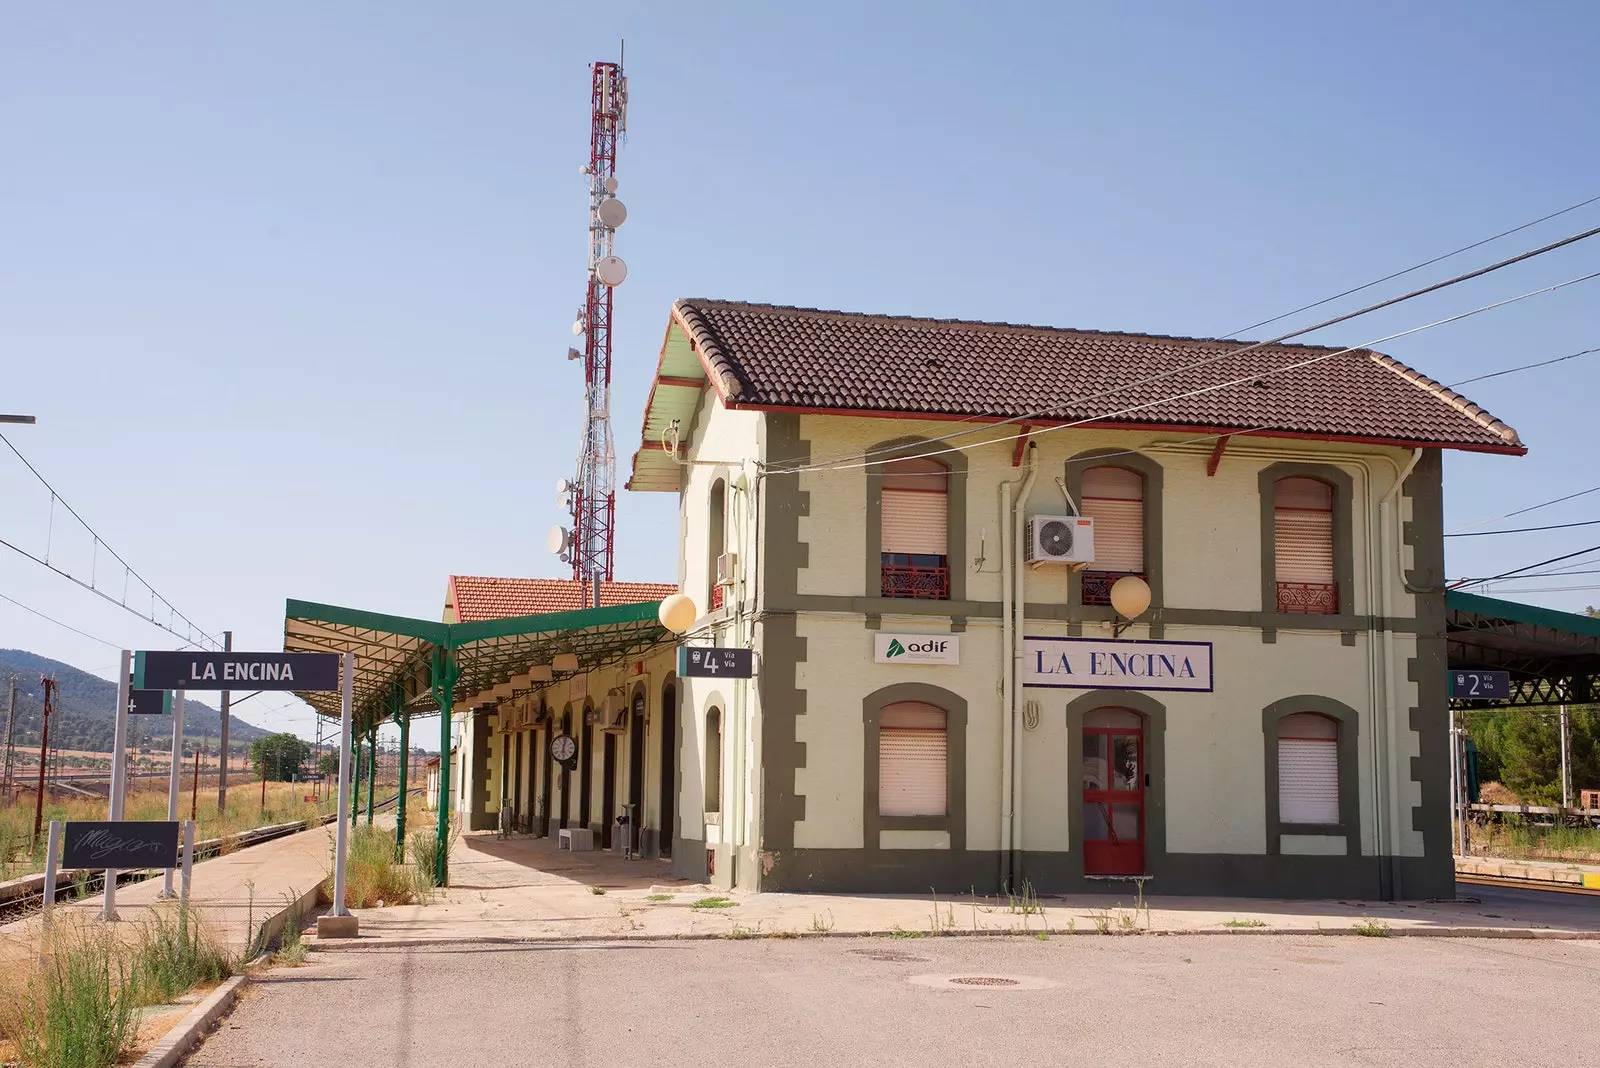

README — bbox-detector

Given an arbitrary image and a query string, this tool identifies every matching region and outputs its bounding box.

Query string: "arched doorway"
[658,679,677,859]
[601,731,617,849]
[1082,708,1144,875]
[627,687,646,855]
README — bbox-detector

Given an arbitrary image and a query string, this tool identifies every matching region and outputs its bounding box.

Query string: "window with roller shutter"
[878,701,947,817]
[1273,476,1337,614]
[881,457,950,599]
[1278,712,1339,825]
[1081,466,1145,605]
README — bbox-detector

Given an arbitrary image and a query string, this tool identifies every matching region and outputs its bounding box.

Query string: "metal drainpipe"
[997,465,1023,893]
[731,480,746,875]
[1010,444,1038,891]
[1377,448,1422,897]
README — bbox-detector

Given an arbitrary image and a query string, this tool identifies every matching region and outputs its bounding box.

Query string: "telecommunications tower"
[551,48,628,597]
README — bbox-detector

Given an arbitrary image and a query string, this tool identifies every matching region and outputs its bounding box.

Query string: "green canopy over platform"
[1446,590,1600,708]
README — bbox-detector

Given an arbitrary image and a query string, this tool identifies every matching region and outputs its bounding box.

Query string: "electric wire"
[0,591,121,648]
[1446,518,1600,538]
[0,432,221,649]
[775,269,1600,476]
[1447,346,1600,388]
[1221,193,1600,337]
[1447,484,1600,535]
[761,223,1600,478]
[1449,543,1600,590]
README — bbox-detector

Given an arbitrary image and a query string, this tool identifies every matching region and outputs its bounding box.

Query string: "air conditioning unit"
[716,552,738,586]
[600,692,630,733]
[1026,515,1095,566]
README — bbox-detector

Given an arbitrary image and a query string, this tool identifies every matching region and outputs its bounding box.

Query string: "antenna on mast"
[551,46,628,599]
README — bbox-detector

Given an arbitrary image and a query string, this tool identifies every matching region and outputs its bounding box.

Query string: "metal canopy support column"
[393,687,409,862]
[350,727,361,829]
[365,724,376,826]
[431,647,460,887]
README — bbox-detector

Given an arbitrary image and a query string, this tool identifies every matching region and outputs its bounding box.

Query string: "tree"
[1467,706,1600,804]
[318,751,339,778]
[250,732,312,782]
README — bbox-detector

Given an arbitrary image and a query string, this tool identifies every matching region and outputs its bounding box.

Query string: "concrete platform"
[1456,853,1600,889]
[1,820,335,953]
[324,831,1600,946]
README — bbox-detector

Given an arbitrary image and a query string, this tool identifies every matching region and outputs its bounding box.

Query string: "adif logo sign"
[874,633,960,665]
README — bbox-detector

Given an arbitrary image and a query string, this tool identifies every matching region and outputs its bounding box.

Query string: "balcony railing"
[1277,581,1338,614]
[1082,570,1146,606]
[710,583,725,612]
[882,563,950,600]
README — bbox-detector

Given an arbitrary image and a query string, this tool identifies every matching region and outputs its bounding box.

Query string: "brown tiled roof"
[447,576,677,623]
[670,299,1524,453]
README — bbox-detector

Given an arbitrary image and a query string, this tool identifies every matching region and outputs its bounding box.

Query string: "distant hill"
[0,649,273,754]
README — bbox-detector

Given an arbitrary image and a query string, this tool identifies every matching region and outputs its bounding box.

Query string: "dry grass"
[1468,818,1600,863]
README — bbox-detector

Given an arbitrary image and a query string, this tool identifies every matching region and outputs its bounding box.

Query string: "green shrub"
[343,825,423,907]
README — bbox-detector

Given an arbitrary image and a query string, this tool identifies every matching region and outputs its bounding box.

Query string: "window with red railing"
[1273,477,1337,614]
[881,457,949,600]
[1080,466,1145,605]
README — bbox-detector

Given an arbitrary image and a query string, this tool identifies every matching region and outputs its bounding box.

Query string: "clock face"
[550,734,577,763]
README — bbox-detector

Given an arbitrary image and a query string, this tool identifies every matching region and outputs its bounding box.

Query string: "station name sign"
[135,651,341,692]
[1022,636,1213,693]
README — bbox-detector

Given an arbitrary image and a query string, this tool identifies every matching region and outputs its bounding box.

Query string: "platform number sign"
[1450,670,1511,700]
[677,647,754,679]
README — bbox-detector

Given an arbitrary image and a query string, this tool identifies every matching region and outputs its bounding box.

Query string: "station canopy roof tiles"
[283,597,671,728]
[628,298,1524,490]
[447,576,678,623]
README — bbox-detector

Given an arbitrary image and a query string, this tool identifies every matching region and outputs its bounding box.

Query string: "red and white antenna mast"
[554,47,628,595]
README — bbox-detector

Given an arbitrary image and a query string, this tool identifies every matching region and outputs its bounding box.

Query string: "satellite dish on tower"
[603,177,618,195]
[596,256,628,287]
[597,198,627,229]
[556,477,572,495]
[547,526,571,555]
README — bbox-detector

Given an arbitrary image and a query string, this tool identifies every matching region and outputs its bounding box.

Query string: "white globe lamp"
[658,594,698,634]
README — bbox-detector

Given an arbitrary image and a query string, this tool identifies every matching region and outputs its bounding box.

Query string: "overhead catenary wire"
[1447,484,1600,535]
[773,269,1600,477]
[0,432,221,650]
[1449,543,1600,590]
[761,223,1600,478]
[1221,193,1600,337]
[1447,346,1600,388]
[0,591,121,648]
[1446,518,1600,538]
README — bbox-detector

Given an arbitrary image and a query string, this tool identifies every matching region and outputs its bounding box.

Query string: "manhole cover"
[848,950,929,963]
[949,976,1019,987]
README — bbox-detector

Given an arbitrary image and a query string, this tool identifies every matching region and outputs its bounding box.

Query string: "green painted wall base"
[752,848,1454,901]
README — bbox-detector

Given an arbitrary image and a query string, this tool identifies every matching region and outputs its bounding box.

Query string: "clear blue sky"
[3,2,1598,742]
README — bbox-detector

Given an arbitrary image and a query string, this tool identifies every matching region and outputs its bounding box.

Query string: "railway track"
[1457,872,1600,897]
[0,789,416,924]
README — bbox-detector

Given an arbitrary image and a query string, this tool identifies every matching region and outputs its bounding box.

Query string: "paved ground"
[188,935,1600,1068]
[322,830,1600,945]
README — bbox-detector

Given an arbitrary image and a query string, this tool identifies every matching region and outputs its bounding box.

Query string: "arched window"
[708,480,727,612]
[880,457,949,599]
[1278,712,1339,825]
[878,701,947,817]
[1081,466,1145,605]
[704,707,722,814]
[1273,477,1337,614]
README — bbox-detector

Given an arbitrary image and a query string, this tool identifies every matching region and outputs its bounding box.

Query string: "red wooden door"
[1082,711,1145,875]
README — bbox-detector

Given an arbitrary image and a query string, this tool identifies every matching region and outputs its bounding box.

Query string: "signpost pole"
[180,820,194,913]
[102,650,131,921]
[162,688,185,897]
[330,652,354,919]
[217,631,231,814]
[41,820,61,927]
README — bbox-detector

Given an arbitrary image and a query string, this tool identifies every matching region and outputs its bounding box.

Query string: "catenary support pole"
[103,649,131,921]
[162,688,185,897]
[393,689,409,861]
[330,652,354,918]
[217,631,231,813]
[351,729,362,827]
[1449,709,1461,857]
[1559,703,1571,810]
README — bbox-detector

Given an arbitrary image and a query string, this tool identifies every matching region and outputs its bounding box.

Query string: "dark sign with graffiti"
[62,821,181,870]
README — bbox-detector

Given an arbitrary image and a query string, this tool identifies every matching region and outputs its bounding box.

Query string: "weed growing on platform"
[588,885,606,895]
[1351,917,1392,937]
[723,922,763,939]
[130,904,235,1004]
[690,896,736,909]
[810,910,835,933]
[340,825,425,908]
[1224,918,1267,928]
[409,817,459,892]
[888,925,926,939]
[646,893,673,902]
[10,922,137,1068]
